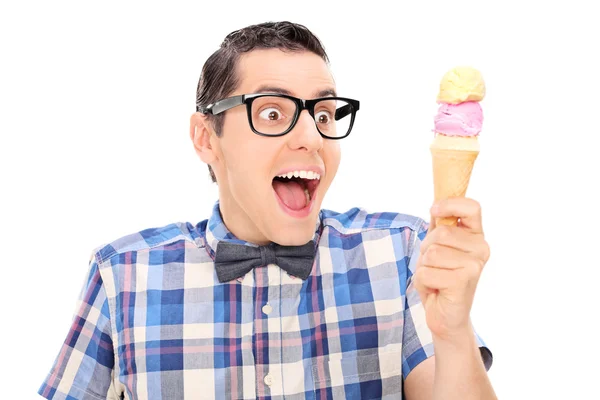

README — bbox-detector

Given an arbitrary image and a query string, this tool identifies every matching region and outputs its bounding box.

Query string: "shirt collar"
[202,201,323,259]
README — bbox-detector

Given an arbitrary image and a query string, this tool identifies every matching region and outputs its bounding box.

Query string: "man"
[39,21,496,400]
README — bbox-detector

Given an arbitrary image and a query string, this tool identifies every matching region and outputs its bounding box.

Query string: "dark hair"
[195,21,330,183]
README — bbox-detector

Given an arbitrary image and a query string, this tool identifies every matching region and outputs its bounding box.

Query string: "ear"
[189,112,218,164]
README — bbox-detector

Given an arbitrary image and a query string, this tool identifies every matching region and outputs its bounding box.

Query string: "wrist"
[432,326,480,367]
[432,325,476,350]
[431,327,494,400]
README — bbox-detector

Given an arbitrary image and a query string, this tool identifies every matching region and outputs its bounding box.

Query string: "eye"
[315,111,332,124]
[259,107,283,121]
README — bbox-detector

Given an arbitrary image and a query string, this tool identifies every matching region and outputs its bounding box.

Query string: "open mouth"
[272,170,321,217]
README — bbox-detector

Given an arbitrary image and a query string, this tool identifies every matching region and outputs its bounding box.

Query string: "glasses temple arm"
[335,104,353,121]
[196,95,245,115]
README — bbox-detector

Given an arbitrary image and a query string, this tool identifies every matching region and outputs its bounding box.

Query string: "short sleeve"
[38,254,117,400]
[401,221,493,379]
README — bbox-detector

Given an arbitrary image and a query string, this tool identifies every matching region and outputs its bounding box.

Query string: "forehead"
[234,49,335,98]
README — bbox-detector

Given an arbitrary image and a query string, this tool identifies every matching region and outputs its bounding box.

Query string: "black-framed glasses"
[197,93,360,139]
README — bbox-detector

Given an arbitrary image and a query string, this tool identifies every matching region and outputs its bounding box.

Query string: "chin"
[267,214,320,246]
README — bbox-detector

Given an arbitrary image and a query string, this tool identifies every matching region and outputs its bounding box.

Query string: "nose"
[287,109,323,152]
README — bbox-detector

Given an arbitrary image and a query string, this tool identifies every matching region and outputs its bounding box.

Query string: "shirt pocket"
[311,351,402,399]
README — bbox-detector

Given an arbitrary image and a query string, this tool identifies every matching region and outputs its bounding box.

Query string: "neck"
[218,191,270,246]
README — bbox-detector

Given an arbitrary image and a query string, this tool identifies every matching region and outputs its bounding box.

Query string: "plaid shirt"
[39,202,492,400]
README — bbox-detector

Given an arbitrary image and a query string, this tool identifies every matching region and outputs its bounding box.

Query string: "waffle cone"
[430,139,479,226]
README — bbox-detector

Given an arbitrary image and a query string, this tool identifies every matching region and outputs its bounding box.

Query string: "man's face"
[198,49,341,246]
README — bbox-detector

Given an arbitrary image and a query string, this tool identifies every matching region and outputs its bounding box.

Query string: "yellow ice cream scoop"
[437,66,486,104]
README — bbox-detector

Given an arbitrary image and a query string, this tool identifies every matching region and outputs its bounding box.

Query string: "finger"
[414,264,454,292]
[431,197,483,233]
[421,225,488,260]
[420,243,485,271]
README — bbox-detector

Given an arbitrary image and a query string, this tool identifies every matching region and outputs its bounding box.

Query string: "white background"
[1,0,599,398]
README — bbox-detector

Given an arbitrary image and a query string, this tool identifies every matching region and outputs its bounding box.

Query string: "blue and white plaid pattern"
[39,202,492,399]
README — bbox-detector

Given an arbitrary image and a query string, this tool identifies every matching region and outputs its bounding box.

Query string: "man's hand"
[414,197,490,341]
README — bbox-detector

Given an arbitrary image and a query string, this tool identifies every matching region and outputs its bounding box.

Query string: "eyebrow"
[253,85,337,98]
[254,85,292,95]
[315,88,337,98]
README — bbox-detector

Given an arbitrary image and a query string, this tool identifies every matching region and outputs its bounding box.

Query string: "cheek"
[322,142,341,180]
[221,133,277,190]
[220,117,258,172]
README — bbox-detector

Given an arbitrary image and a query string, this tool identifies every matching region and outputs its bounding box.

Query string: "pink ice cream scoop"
[434,101,483,137]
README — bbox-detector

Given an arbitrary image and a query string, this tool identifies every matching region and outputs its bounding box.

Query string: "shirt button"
[264,374,273,386]
[262,303,272,315]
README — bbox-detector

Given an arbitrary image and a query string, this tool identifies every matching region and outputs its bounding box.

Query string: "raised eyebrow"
[252,86,337,98]
[253,85,292,95]
[314,88,337,98]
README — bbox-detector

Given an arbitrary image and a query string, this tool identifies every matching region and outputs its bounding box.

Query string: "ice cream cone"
[430,134,479,226]
[430,66,485,227]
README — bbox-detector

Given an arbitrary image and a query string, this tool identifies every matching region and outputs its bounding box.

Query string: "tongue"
[273,180,307,210]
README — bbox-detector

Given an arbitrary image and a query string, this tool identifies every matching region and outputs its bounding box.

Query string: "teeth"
[304,188,310,205]
[276,170,322,180]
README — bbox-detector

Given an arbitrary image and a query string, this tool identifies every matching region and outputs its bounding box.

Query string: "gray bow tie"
[214,241,316,283]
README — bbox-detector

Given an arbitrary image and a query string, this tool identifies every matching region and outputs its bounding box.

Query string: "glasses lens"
[314,99,353,138]
[251,96,297,135]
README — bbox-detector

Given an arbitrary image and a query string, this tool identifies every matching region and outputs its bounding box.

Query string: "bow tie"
[214,241,317,283]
